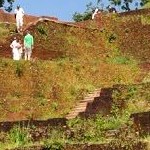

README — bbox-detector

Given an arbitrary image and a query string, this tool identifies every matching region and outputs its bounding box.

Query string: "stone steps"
[66,89,101,119]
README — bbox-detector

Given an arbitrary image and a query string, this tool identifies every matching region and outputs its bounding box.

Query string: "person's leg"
[28,49,32,60]
[24,48,28,60]
[19,17,23,32]
[16,18,20,32]
[24,52,27,60]
[13,53,15,60]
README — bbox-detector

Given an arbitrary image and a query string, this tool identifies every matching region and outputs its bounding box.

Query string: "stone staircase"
[66,88,101,119]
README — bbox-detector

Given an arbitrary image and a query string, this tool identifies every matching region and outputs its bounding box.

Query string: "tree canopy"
[73,2,95,22]
[0,0,15,12]
[109,0,149,11]
[73,0,149,22]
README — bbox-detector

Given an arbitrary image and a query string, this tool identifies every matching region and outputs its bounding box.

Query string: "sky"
[11,0,110,21]
[11,0,139,22]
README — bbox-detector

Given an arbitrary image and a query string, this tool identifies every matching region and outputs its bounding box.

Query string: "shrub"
[8,125,32,147]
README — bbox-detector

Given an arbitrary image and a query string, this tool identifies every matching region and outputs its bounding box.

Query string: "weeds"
[15,61,24,77]
[43,140,65,150]
[8,125,32,147]
[37,25,47,35]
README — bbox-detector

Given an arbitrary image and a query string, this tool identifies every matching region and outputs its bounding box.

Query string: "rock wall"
[0,9,58,25]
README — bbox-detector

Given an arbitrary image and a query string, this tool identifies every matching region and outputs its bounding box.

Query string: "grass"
[0,125,32,150]
[0,57,141,121]
[145,136,150,149]
[0,9,149,150]
[112,83,150,114]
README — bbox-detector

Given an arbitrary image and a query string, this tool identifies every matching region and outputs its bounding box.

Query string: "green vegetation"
[0,6,150,150]
[0,58,139,120]
[0,125,32,150]
[0,0,14,12]
[72,2,94,22]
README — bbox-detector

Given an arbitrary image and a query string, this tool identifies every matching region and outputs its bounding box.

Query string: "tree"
[141,0,150,7]
[72,0,149,22]
[73,2,95,22]
[109,0,149,11]
[0,0,15,12]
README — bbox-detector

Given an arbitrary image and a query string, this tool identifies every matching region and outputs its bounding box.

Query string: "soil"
[0,9,149,147]
[0,9,60,60]
[11,142,147,150]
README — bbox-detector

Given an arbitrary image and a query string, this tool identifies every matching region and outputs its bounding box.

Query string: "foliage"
[141,0,150,7]
[72,0,149,22]
[106,55,136,64]
[43,141,64,150]
[66,114,132,143]
[0,3,149,150]
[109,126,146,150]
[37,25,47,35]
[8,125,31,147]
[141,15,150,25]
[109,0,149,11]
[112,83,150,114]
[0,57,140,120]
[0,0,14,12]
[72,2,95,22]
[43,128,65,150]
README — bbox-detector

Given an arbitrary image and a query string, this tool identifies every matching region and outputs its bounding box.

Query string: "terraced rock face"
[0,9,58,25]
[112,83,150,112]
[0,8,150,64]
[76,9,150,64]
[23,19,108,60]
[0,8,149,129]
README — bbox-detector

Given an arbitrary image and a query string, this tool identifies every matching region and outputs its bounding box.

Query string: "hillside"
[0,7,149,120]
[0,8,149,150]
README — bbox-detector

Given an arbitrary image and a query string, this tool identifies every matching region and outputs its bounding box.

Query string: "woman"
[10,37,21,60]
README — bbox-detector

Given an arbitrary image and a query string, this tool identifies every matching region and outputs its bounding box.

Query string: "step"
[87,94,96,97]
[74,106,87,109]
[66,88,102,119]
[81,98,94,101]
[71,109,85,113]
[66,113,79,117]
[84,96,95,99]
[73,108,86,112]
[66,116,77,119]
[77,103,88,106]
[80,99,94,103]
[66,113,78,117]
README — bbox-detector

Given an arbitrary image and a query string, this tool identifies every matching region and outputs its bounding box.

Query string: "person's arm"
[22,8,25,16]
[10,41,15,48]
[10,42,13,48]
[23,37,26,49]
[14,9,17,18]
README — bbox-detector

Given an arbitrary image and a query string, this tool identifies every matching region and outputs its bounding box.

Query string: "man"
[24,30,34,60]
[14,5,24,32]
[92,8,99,20]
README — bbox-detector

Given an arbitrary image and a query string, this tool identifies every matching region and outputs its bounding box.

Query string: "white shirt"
[10,40,18,49]
[15,7,24,18]
[92,9,99,20]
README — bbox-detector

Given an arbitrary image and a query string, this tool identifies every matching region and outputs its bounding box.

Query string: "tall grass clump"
[7,125,32,148]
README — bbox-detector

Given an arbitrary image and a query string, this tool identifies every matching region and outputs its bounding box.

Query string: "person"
[24,30,34,60]
[108,5,117,13]
[10,37,21,60]
[92,8,99,20]
[14,5,25,33]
